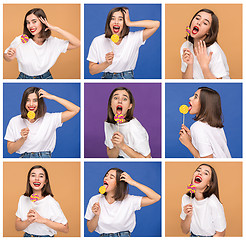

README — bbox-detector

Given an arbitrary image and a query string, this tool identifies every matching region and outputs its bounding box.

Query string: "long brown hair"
[194,87,224,128]
[105,7,129,38]
[24,165,54,197]
[21,87,47,119]
[104,168,129,201]
[106,87,135,124]
[187,9,219,47]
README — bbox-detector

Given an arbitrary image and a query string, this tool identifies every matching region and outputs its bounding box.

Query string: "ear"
[128,104,132,110]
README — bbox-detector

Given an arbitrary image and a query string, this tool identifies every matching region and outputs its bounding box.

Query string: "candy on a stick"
[16,34,29,48]
[111,34,119,44]
[186,26,191,48]
[27,111,35,120]
[179,105,189,125]
[187,184,196,199]
[114,113,124,132]
[99,185,106,194]
[30,193,39,202]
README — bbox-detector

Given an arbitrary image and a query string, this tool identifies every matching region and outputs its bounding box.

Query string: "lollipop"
[21,34,29,44]
[111,34,119,44]
[179,105,189,125]
[186,26,191,48]
[30,193,39,203]
[187,184,196,199]
[99,185,106,194]
[27,111,35,120]
[114,113,124,124]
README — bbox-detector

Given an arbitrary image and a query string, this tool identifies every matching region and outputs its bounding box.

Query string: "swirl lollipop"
[27,111,35,120]
[186,26,190,48]
[16,34,29,48]
[187,184,196,199]
[30,193,39,209]
[179,105,189,125]
[114,113,124,132]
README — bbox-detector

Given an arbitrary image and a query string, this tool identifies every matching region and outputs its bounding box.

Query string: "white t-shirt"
[190,121,231,158]
[16,195,67,236]
[180,194,226,236]
[87,31,145,73]
[4,112,63,154]
[104,118,151,158]
[5,35,69,76]
[85,194,142,234]
[180,41,230,79]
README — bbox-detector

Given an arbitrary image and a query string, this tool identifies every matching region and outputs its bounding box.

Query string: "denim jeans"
[102,70,134,79]
[20,151,52,158]
[24,232,54,237]
[190,232,213,237]
[17,70,53,79]
[100,231,131,237]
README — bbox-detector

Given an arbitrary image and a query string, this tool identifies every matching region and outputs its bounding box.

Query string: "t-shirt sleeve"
[209,51,228,79]
[104,122,114,149]
[85,196,97,220]
[54,37,69,54]
[180,194,189,220]
[87,37,99,63]
[4,37,20,54]
[131,30,145,48]
[191,123,213,157]
[129,195,142,211]
[50,112,63,129]
[49,199,68,225]
[4,117,20,142]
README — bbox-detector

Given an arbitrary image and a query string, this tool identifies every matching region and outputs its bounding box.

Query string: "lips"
[188,102,192,111]
[192,26,199,35]
[30,28,36,34]
[113,25,120,33]
[194,175,202,184]
[116,105,122,114]
[103,181,108,189]
[33,182,41,187]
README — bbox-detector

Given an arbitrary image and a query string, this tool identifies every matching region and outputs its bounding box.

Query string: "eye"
[113,96,118,100]
[123,98,127,101]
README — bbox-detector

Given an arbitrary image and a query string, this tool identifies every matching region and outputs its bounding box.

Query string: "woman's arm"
[107,146,120,158]
[180,204,193,234]
[39,89,80,123]
[111,132,151,158]
[179,125,213,158]
[15,216,33,231]
[120,172,161,207]
[124,9,160,42]
[182,48,194,79]
[87,202,101,232]
[213,230,226,237]
[3,48,16,62]
[39,17,80,50]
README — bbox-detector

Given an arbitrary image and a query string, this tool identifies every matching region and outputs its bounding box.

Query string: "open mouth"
[188,102,192,111]
[103,181,109,189]
[28,107,36,111]
[116,105,122,114]
[192,26,199,35]
[113,25,120,33]
[194,176,202,184]
[33,182,41,187]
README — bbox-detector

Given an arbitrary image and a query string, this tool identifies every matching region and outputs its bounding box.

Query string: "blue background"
[84,162,161,237]
[84,4,161,79]
[3,83,81,158]
[165,83,242,158]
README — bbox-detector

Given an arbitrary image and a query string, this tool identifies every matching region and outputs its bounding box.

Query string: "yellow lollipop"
[111,34,119,43]
[179,105,189,125]
[99,185,106,194]
[27,111,35,120]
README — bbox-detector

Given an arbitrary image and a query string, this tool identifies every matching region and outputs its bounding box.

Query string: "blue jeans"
[102,70,134,79]
[100,231,131,237]
[190,232,213,237]
[17,70,53,79]
[24,232,54,237]
[20,151,52,158]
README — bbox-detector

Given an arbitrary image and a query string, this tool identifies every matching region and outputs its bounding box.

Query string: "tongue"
[188,106,192,111]
[117,109,122,114]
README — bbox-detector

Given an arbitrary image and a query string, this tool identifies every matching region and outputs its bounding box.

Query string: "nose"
[189,96,193,101]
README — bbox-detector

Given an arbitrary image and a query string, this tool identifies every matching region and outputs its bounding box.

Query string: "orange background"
[165,4,242,79]
[3,4,80,79]
[3,162,80,237]
[165,162,242,237]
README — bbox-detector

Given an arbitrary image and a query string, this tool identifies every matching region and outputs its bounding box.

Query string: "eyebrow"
[113,93,129,98]
[197,14,210,24]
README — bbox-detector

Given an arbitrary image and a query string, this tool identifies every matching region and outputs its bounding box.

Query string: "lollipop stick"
[183,114,185,125]
[118,122,119,132]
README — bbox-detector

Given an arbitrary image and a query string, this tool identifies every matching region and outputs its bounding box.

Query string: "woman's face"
[189,89,201,116]
[109,11,124,36]
[111,90,132,119]
[25,92,39,113]
[190,11,212,40]
[29,168,47,192]
[26,13,43,36]
[103,170,117,193]
[192,165,212,192]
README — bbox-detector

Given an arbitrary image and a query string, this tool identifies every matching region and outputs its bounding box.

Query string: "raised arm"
[124,8,160,42]
[39,89,80,123]
[120,172,161,207]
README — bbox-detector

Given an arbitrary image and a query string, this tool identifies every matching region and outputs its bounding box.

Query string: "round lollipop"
[21,34,29,44]
[187,184,196,199]
[111,34,119,44]
[114,113,124,123]
[179,105,189,125]
[99,185,106,194]
[30,193,39,202]
[27,111,35,120]
[186,26,190,48]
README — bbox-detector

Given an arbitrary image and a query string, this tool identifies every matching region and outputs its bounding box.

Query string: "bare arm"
[15,217,33,231]
[107,146,120,158]
[87,216,99,233]
[180,203,193,234]
[4,48,17,62]
[42,219,69,233]
[213,230,226,237]
[182,48,193,79]
[89,61,111,75]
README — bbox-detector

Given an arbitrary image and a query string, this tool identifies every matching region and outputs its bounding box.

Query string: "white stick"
[183,114,185,125]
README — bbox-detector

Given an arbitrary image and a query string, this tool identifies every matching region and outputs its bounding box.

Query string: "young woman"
[179,87,231,158]
[105,87,151,158]
[4,87,80,158]
[180,164,226,237]
[87,7,160,79]
[4,8,80,79]
[85,168,161,237]
[16,165,69,237]
[181,9,230,79]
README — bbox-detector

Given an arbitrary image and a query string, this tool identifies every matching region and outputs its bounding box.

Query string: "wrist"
[42,218,48,224]
[120,143,127,151]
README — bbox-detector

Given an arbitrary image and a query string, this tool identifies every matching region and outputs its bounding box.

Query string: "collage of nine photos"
[0,1,243,238]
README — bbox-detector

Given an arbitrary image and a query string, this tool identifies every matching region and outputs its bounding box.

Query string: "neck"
[193,36,206,49]
[194,189,205,201]
[33,35,45,45]
[28,118,36,123]
[105,191,116,203]
[32,189,42,198]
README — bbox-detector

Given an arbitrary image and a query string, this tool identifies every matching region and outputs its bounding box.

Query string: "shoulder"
[128,118,148,134]
[191,121,207,130]
[89,194,101,203]
[208,42,224,54]
[18,195,29,203]
[92,34,107,43]
[44,195,60,205]
[181,193,189,201]
[9,115,22,123]
[207,194,222,208]
[129,118,144,128]
[180,41,192,50]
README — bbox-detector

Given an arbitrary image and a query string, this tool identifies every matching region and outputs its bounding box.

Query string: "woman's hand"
[105,52,114,65]
[111,131,125,149]
[38,89,54,100]
[183,203,193,216]
[120,172,135,185]
[194,40,213,70]
[29,209,47,224]
[92,202,101,216]
[182,48,194,65]
[20,127,29,140]
[27,209,36,224]
[5,48,17,60]
[179,124,192,147]
[123,8,131,26]
[39,17,58,32]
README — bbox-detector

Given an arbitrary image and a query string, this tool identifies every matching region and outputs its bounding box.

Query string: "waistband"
[190,232,213,237]
[18,70,53,79]
[102,70,134,78]
[20,151,52,158]
[24,232,54,237]
[100,230,131,237]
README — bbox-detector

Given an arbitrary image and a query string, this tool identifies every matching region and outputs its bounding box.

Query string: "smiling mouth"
[33,182,41,187]
[28,107,35,111]
[30,28,36,33]
[194,176,202,184]
[116,105,122,114]
[192,26,199,35]
[113,25,120,33]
